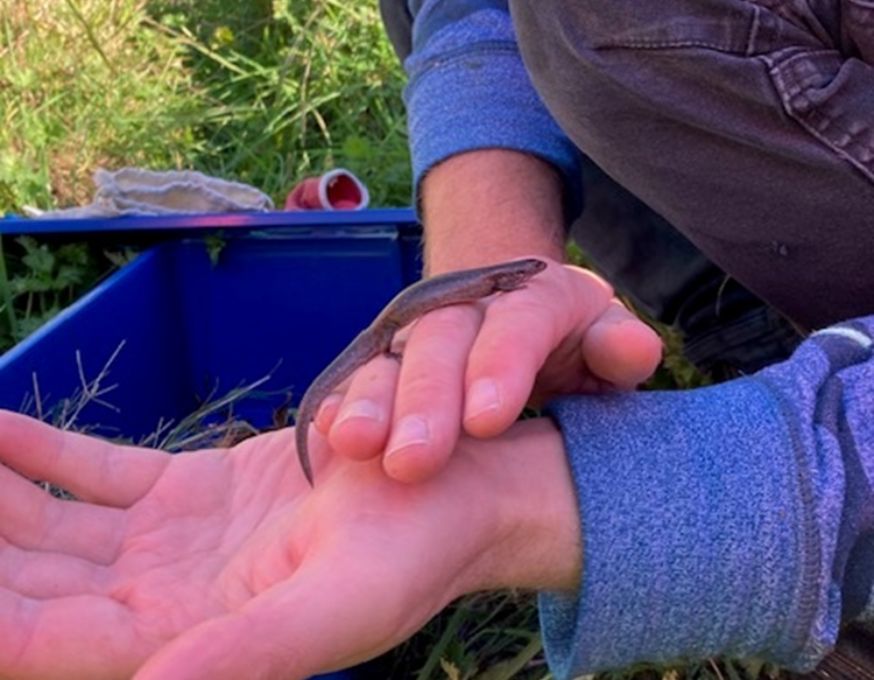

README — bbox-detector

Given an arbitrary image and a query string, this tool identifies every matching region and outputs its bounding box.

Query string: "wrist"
[421,150,568,275]
[451,417,582,597]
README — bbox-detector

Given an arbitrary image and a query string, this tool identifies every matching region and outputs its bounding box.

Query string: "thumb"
[582,299,663,389]
[133,570,363,680]
[134,613,316,680]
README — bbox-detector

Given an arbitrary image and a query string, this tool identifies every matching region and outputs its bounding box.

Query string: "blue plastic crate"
[0,210,422,680]
[0,210,421,436]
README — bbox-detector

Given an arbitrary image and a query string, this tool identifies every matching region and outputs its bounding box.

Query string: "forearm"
[422,151,568,275]
[385,0,582,273]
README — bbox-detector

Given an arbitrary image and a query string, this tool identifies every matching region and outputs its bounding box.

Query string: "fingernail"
[386,415,430,457]
[465,378,501,420]
[335,399,383,427]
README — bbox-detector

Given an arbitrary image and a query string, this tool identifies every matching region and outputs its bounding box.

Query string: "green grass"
[0,0,410,213]
[1,2,758,679]
[0,0,203,211]
[145,0,412,205]
[0,0,411,350]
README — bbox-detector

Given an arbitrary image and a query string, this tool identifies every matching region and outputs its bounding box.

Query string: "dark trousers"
[382,1,874,377]
[570,157,802,379]
[510,1,874,372]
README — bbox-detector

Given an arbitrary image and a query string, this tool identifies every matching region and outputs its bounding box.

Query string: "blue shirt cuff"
[541,378,838,678]
[404,46,582,219]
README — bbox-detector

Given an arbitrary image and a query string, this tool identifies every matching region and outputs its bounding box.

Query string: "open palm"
[0,410,504,680]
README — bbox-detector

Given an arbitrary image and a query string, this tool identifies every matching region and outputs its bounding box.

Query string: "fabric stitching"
[768,51,874,184]
[406,41,519,88]
[754,372,825,661]
[598,39,736,51]
[747,5,761,56]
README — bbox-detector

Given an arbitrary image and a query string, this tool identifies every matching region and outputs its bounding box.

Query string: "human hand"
[0,410,577,679]
[315,256,662,483]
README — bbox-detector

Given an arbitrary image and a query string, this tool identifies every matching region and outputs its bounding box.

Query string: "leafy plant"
[0,236,106,350]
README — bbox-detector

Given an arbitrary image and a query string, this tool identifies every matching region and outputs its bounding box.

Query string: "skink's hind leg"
[272,392,294,428]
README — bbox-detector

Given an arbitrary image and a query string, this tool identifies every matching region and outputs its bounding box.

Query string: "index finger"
[135,556,417,680]
[0,411,170,507]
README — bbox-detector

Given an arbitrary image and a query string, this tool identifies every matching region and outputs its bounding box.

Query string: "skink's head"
[489,258,548,292]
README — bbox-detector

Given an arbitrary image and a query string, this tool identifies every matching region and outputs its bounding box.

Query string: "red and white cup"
[284,168,370,211]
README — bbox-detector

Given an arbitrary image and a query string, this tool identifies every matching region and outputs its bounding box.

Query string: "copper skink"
[295,257,548,485]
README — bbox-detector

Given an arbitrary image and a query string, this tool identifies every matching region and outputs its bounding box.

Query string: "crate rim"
[0,207,418,236]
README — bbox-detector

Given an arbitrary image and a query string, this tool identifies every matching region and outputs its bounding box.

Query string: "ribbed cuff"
[540,379,830,678]
[405,46,582,219]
